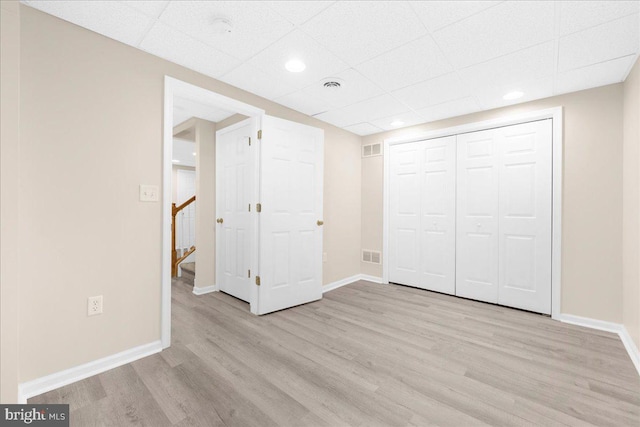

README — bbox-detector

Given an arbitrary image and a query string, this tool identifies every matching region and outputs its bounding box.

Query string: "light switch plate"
[139,185,159,202]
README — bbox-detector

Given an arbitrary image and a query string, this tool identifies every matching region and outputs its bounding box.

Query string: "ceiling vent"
[322,78,344,92]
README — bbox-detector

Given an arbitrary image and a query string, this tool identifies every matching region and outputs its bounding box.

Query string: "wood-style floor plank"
[29,279,640,426]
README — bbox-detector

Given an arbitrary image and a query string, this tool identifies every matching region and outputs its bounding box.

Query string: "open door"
[215,119,254,303]
[256,116,324,315]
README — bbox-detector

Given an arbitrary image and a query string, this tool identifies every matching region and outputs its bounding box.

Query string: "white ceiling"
[23,1,640,136]
[173,95,236,126]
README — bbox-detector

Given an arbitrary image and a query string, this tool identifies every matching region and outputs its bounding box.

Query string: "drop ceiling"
[22,1,640,136]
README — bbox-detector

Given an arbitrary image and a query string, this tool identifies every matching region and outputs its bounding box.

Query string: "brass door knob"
[216,218,224,224]
[317,220,324,226]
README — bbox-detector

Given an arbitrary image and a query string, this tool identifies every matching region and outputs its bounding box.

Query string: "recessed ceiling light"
[503,91,524,100]
[172,159,180,163]
[390,120,405,127]
[285,59,306,73]
[192,152,197,156]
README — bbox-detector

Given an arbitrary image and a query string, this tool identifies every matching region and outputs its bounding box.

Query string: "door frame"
[382,107,563,320]
[162,76,264,348]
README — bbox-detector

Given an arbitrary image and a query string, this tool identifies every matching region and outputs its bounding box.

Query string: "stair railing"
[172,195,196,277]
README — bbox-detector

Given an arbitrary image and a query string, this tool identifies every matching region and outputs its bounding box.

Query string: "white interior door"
[216,119,253,303]
[257,115,324,315]
[389,142,421,287]
[388,136,456,294]
[456,129,500,304]
[497,120,552,314]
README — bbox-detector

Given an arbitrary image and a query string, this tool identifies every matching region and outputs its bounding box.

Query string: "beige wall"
[16,5,361,384]
[623,57,640,350]
[0,0,21,403]
[194,118,216,289]
[362,84,625,323]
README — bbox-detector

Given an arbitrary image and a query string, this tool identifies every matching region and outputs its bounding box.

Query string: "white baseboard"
[18,340,162,403]
[359,274,384,284]
[192,285,217,295]
[557,313,639,376]
[323,274,361,293]
[323,274,385,293]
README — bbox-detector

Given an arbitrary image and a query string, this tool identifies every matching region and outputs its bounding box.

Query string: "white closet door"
[497,120,552,314]
[216,119,253,303]
[389,142,421,287]
[258,116,324,315]
[389,137,456,293]
[419,136,457,294]
[456,129,500,304]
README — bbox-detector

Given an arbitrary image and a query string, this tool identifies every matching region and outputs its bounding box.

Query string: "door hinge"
[257,130,262,139]
[248,203,251,212]
[248,269,251,278]
[256,203,262,213]
[255,276,261,286]
[248,137,251,146]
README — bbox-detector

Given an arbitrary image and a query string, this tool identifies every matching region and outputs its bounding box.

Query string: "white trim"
[322,274,385,293]
[163,76,265,347]
[557,314,640,376]
[192,285,217,295]
[619,326,640,376]
[18,340,162,403]
[360,274,384,284]
[322,275,361,293]
[382,107,563,319]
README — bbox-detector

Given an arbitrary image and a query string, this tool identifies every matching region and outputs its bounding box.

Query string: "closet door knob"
[216,218,224,224]
[317,220,324,226]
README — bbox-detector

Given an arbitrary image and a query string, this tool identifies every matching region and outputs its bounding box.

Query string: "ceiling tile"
[414,97,482,123]
[264,1,335,25]
[473,77,554,110]
[25,1,154,46]
[555,55,637,95]
[343,122,384,136]
[140,22,241,78]
[159,1,294,61]
[391,73,469,110]
[457,41,555,92]
[302,68,384,109]
[122,1,169,19]
[558,14,639,72]
[356,35,453,92]
[313,94,410,128]
[559,1,639,36]
[369,111,426,132]
[301,1,427,65]
[219,63,296,100]
[410,1,501,32]
[433,1,555,68]
[245,29,349,90]
[274,89,333,116]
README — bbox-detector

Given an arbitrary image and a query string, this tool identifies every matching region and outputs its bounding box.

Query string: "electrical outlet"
[88,295,103,316]
[139,185,159,202]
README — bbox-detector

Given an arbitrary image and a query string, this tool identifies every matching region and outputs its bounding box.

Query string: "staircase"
[172,195,196,278]
[179,262,195,286]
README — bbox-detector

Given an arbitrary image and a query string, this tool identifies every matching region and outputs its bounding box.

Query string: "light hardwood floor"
[30,279,640,426]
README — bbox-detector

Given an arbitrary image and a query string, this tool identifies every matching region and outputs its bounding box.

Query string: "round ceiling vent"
[211,18,233,35]
[322,78,345,92]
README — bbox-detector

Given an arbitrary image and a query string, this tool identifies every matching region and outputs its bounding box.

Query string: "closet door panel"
[498,120,552,314]
[419,136,456,294]
[456,130,499,303]
[389,142,421,286]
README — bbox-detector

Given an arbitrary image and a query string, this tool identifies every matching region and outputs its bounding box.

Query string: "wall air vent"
[362,143,382,158]
[362,249,381,264]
